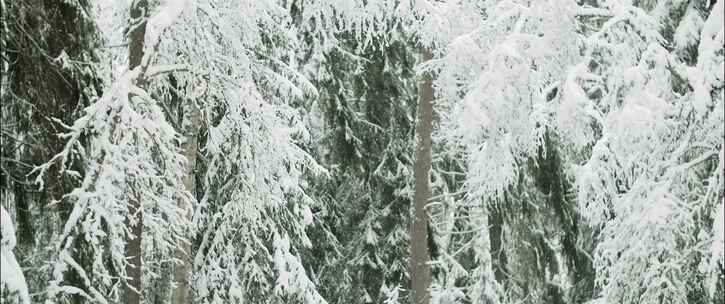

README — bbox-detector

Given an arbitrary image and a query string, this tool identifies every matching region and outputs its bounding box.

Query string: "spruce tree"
[301,31,419,303]
[1,1,100,302]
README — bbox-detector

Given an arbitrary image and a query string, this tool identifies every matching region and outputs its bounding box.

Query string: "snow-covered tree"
[1,0,102,302]
[421,1,586,303]
[30,1,412,303]
[561,1,724,303]
[3,1,722,303]
[299,30,418,303]
[417,0,723,303]
[1,206,30,304]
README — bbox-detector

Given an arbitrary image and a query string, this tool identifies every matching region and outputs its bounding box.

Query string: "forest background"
[0,1,723,304]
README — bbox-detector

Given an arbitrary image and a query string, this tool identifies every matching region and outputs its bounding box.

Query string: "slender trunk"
[124,1,147,303]
[475,206,500,304]
[124,193,144,304]
[172,92,200,304]
[489,207,506,283]
[410,48,433,304]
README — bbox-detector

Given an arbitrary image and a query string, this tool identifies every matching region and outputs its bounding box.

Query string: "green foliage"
[1,1,101,302]
[301,31,418,303]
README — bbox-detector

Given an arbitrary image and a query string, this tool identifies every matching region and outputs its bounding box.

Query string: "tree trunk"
[172,88,201,304]
[124,1,147,303]
[489,207,507,283]
[474,206,500,304]
[410,48,433,304]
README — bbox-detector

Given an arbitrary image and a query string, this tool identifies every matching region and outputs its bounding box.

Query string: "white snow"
[1,206,30,304]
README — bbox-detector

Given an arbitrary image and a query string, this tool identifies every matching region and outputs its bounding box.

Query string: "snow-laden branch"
[145,64,190,78]
[0,206,30,304]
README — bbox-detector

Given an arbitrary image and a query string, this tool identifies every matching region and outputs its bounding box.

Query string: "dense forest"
[0,1,723,304]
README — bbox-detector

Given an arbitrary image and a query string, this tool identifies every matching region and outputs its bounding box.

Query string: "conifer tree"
[1,1,722,304]
[1,1,100,302]
[300,30,419,303]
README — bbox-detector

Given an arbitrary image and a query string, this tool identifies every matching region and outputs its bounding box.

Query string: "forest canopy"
[0,1,723,304]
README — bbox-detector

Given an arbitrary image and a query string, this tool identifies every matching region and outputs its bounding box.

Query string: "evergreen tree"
[301,30,419,303]
[1,1,100,302]
[1,1,722,304]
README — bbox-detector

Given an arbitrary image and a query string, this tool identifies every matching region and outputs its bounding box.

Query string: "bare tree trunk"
[410,48,433,304]
[473,205,500,304]
[125,1,147,303]
[172,93,200,304]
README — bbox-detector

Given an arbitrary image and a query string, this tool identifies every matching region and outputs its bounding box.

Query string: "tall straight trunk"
[124,1,147,303]
[489,207,507,283]
[474,206,500,304]
[172,91,201,304]
[4,1,98,302]
[410,48,433,304]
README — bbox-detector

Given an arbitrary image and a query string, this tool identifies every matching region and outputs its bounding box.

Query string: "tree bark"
[171,88,201,304]
[410,48,433,304]
[489,207,507,283]
[475,206,500,304]
[124,1,147,303]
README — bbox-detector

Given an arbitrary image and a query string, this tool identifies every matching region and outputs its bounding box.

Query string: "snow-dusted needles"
[1,1,723,304]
